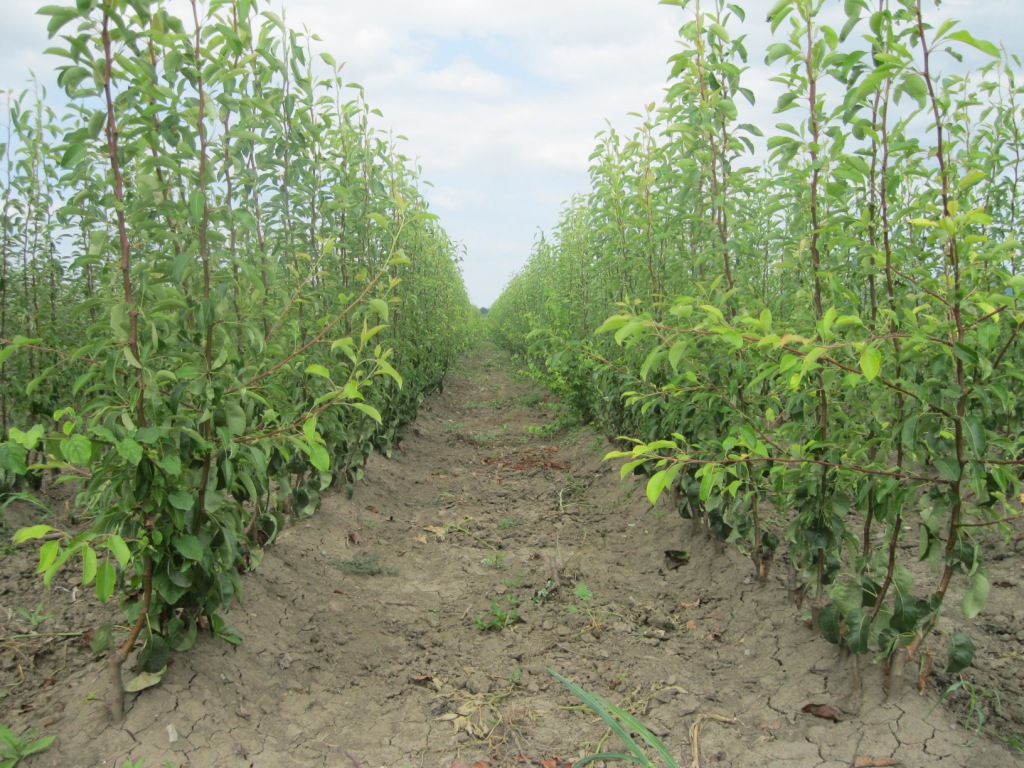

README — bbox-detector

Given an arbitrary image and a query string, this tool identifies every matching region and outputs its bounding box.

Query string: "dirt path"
[2,342,1023,767]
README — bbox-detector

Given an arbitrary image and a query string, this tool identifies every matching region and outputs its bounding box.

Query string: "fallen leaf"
[854,757,902,767]
[124,667,167,692]
[423,525,448,541]
[414,535,428,544]
[756,718,784,730]
[801,703,841,722]
[686,619,699,631]
[410,674,435,688]
[678,598,701,610]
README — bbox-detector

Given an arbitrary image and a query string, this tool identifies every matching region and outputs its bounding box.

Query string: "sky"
[2,1,1021,308]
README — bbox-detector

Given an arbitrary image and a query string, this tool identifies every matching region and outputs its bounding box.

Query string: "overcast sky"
[2,1,1021,307]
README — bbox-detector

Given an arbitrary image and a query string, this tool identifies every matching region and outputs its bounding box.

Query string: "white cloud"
[420,57,514,98]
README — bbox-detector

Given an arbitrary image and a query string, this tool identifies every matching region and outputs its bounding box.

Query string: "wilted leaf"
[123,666,166,692]
[801,703,841,722]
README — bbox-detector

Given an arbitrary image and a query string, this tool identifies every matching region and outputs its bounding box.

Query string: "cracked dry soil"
[3,342,1024,767]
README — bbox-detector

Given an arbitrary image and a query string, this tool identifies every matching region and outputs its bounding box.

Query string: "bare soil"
[2,342,1023,767]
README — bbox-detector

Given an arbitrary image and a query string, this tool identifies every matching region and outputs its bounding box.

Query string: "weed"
[13,603,54,631]
[566,582,594,613]
[330,554,395,576]
[0,527,18,557]
[549,669,679,767]
[481,552,506,570]
[566,583,620,630]
[474,596,522,631]
[501,571,527,589]
[566,582,604,628]
[498,517,518,529]
[0,723,55,767]
[935,678,1005,746]
[997,732,1024,753]
[532,578,557,605]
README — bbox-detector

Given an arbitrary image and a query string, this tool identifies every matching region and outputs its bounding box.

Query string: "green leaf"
[698,465,717,502]
[116,437,144,465]
[594,315,630,335]
[305,363,331,379]
[709,21,730,41]
[646,463,682,506]
[81,545,97,585]
[0,442,28,474]
[61,434,93,465]
[91,622,114,653]
[60,141,89,169]
[844,606,870,654]
[962,414,986,458]
[350,402,382,423]
[952,343,979,367]
[224,401,247,436]
[818,603,841,645]
[375,359,403,387]
[961,570,989,619]
[859,346,881,381]
[14,525,55,543]
[169,489,194,511]
[308,442,330,472]
[945,29,1000,58]
[900,73,928,108]
[945,630,975,674]
[174,534,206,562]
[188,190,205,226]
[369,298,389,321]
[935,457,961,482]
[105,534,131,568]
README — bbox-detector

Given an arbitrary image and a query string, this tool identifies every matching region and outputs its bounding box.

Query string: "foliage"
[935,678,1006,747]
[1,0,475,719]
[491,0,1024,690]
[550,669,678,767]
[0,723,55,768]
[473,596,522,631]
